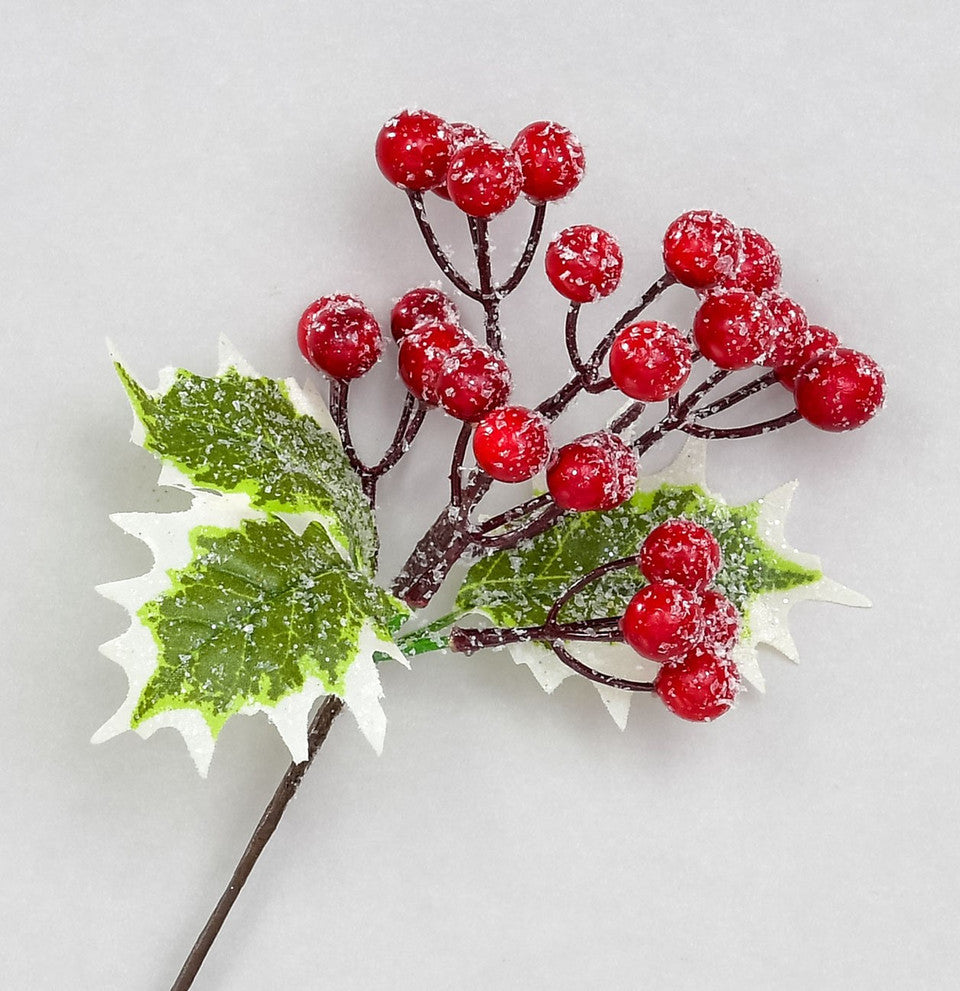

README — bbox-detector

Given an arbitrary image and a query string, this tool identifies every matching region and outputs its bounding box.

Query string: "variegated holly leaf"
[456,438,868,728]
[96,490,409,775]
[113,336,377,572]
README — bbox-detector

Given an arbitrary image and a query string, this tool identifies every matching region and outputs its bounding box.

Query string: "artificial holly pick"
[98,108,884,989]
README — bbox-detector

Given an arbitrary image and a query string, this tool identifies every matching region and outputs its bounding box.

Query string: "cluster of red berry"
[621,519,741,722]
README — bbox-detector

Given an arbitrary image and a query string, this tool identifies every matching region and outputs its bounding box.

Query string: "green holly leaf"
[456,439,867,726]
[96,490,409,775]
[114,338,376,572]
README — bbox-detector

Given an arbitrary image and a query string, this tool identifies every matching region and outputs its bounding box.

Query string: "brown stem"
[169,696,344,991]
[680,408,803,439]
[407,192,482,300]
[693,370,779,419]
[497,202,547,295]
[450,617,622,653]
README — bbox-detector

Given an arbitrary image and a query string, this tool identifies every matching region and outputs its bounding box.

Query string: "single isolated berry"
[511,121,586,203]
[763,293,809,368]
[639,518,721,593]
[662,210,741,290]
[375,109,452,191]
[445,139,523,218]
[397,322,471,404]
[693,288,776,369]
[620,581,705,663]
[436,343,512,421]
[793,347,885,431]
[546,431,637,512]
[472,405,553,483]
[775,324,840,389]
[654,646,740,721]
[298,294,383,380]
[433,122,488,200]
[721,228,781,294]
[545,225,623,303]
[608,321,692,402]
[390,287,459,342]
[698,590,740,656]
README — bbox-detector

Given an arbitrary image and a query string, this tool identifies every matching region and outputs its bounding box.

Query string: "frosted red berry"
[473,405,553,483]
[608,321,692,402]
[511,121,586,203]
[639,519,721,593]
[397,322,471,404]
[775,324,840,389]
[433,122,488,199]
[721,228,781,294]
[655,647,740,721]
[545,225,623,303]
[763,293,809,368]
[698,590,740,655]
[620,582,705,663]
[546,431,638,513]
[436,344,512,421]
[390,287,459,342]
[794,347,885,431]
[445,139,523,218]
[375,110,452,192]
[693,288,776,369]
[298,294,383,380]
[662,210,741,290]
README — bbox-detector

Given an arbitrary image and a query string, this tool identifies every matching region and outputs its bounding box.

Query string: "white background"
[2,2,959,988]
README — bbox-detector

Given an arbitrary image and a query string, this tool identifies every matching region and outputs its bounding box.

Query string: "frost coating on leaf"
[458,438,866,726]
[96,489,408,775]
[112,343,376,572]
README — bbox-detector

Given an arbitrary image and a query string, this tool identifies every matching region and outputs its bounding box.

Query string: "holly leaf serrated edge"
[95,488,410,775]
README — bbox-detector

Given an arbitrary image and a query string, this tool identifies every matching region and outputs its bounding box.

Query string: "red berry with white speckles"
[511,121,586,203]
[376,110,452,191]
[794,347,885,431]
[397,322,471,404]
[545,225,623,303]
[608,321,692,402]
[436,343,512,421]
[693,288,776,369]
[763,293,809,368]
[655,646,740,721]
[775,324,840,389]
[621,581,705,663]
[473,405,553,483]
[298,295,383,380]
[546,431,638,512]
[721,228,781,294]
[699,590,741,655]
[433,122,488,199]
[639,519,721,593]
[662,210,741,290]
[390,287,459,342]
[445,139,523,218]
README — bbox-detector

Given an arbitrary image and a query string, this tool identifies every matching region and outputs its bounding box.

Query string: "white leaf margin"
[504,437,869,728]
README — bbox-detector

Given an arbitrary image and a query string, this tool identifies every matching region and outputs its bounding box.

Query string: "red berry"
[655,647,740,721]
[298,295,383,380]
[375,110,452,192]
[511,121,585,203]
[639,519,721,593]
[445,139,523,218]
[546,431,638,512]
[397,322,471,404]
[763,293,809,368]
[436,344,512,421]
[608,321,692,402]
[721,228,781,294]
[693,288,776,369]
[662,210,741,290]
[699,590,740,655]
[775,324,840,389]
[390,287,459,342]
[794,347,885,431]
[473,406,553,482]
[433,122,488,199]
[621,582,705,663]
[545,225,623,303]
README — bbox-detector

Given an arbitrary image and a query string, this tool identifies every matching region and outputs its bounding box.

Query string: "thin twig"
[680,409,802,439]
[497,202,547,295]
[407,192,482,300]
[693,370,779,419]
